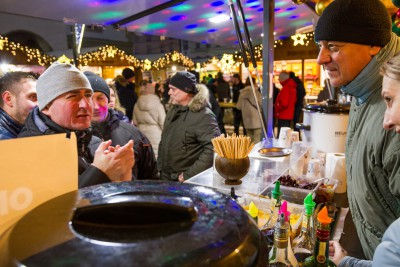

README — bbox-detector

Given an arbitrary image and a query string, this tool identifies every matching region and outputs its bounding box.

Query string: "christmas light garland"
[77,45,144,69]
[151,51,194,70]
[0,35,56,66]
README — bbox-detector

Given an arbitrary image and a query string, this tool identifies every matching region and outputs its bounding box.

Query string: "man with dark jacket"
[158,71,221,182]
[115,67,137,122]
[18,63,134,188]
[289,71,306,129]
[84,71,158,180]
[231,73,246,135]
[0,71,37,139]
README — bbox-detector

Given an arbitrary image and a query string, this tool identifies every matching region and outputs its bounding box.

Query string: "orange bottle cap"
[317,206,332,224]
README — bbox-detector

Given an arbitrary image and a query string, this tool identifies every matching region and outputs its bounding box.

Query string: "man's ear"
[2,91,14,108]
[370,46,381,56]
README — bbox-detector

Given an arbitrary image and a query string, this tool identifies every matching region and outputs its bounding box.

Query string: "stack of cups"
[305,158,322,182]
[278,127,292,147]
[325,153,347,193]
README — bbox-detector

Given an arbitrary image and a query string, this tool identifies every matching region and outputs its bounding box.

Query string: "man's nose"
[317,47,331,65]
[79,97,91,108]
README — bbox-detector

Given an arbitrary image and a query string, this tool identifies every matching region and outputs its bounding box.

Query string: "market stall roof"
[0,0,320,47]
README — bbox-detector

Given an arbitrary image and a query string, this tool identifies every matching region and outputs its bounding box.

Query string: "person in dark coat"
[115,67,137,122]
[18,63,134,188]
[158,71,221,182]
[231,73,246,135]
[289,71,306,130]
[0,71,37,139]
[85,71,158,180]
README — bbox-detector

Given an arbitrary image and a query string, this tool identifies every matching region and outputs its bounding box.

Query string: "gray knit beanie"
[314,0,391,47]
[36,62,93,110]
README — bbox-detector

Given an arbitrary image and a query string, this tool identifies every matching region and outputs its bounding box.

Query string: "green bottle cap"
[272,180,282,200]
[304,193,316,216]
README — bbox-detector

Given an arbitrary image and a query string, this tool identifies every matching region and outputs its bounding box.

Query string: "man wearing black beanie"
[114,67,137,122]
[158,71,221,182]
[84,71,158,181]
[314,0,400,264]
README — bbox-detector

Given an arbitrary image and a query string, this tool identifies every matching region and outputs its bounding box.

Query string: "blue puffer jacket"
[0,108,23,140]
[338,218,400,267]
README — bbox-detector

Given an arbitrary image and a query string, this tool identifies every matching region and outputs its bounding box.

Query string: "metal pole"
[262,0,275,138]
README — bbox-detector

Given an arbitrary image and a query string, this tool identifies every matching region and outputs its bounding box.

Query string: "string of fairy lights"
[0,35,56,66]
[0,32,315,72]
[151,51,194,70]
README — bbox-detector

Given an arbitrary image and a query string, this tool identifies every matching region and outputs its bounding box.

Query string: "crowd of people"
[1,0,400,264]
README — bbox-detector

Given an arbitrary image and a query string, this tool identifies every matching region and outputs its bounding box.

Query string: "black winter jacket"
[158,85,221,181]
[18,107,109,188]
[0,107,23,140]
[91,109,158,180]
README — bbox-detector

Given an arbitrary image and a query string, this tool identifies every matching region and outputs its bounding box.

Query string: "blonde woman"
[133,80,166,157]
[108,84,130,123]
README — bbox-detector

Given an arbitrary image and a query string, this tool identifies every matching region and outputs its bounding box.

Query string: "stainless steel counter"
[185,140,311,197]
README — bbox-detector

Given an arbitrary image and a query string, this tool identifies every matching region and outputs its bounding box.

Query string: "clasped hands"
[92,140,135,182]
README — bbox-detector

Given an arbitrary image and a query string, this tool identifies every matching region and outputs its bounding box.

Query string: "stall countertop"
[185,140,310,196]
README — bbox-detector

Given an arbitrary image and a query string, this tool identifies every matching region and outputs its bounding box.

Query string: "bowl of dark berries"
[266,175,326,204]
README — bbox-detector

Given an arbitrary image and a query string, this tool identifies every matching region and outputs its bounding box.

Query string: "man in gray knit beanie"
[36,63,93,111]
[19,62,134,188]
[314,0,400,265]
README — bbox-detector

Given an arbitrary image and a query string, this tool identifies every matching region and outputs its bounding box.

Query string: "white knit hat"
[36,62,92,110]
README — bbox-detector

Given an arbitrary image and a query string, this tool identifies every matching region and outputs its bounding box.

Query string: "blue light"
[257,8,264,12]
[274,8,281,12]
[208,29,218,32]
[211,1,224,7]
[185,24,198,29]
[246,0,258,3]
[245,18,252,22]
[286,6,297,11]
[170,15,186,21]
[100,0,120,3]
[201,40,209,44]
[290,15,299,20]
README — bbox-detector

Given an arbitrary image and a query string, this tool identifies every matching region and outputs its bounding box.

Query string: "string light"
[151,51,194,70]
[220,53,235,73]
[57,54,72,64]
[0,35,56,66]
[291,33,307,46]
[77,45,144,69]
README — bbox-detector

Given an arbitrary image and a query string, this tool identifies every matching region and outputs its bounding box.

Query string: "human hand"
[92,140,135,182]
[329,240,348,266]
[178,173,185,183]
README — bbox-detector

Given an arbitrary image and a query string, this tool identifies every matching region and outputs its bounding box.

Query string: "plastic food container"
[314,178,338,204]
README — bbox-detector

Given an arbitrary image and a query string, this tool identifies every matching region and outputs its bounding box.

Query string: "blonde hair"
[381,52,400,81]
[108,83,126,114]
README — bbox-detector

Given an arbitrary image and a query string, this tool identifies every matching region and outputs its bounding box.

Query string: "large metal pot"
[297,100,350,154]
[0,181,268,266]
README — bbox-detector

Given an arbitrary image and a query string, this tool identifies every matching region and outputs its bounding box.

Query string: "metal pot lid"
[0,181,267,267]
[304,100,350,114]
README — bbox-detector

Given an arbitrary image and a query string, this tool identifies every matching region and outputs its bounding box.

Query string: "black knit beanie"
[84,71,110,102]
[314,0,391,47]
[170,71,198,94]
[122,68,135,80]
